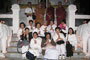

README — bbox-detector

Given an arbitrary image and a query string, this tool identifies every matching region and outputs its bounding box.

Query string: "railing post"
[11,4,20,34]
[66,4,77,30]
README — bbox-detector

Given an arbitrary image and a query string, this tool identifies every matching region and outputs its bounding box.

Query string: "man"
[25,2,35,25]
[46,2,54,25]
[56,1,66,26]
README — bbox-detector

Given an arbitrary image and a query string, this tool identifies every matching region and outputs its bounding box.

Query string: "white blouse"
[30,37,42,56]
[47,24,57,37]
[53,33,65,43]
[33,28,44,37]
[66,34,77,50]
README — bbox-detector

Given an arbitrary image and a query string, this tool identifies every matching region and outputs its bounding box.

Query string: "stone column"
[66,4,77,30]
[11,4,20,33]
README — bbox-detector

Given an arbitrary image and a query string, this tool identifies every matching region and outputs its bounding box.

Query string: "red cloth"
[46,6,54,25]
[56,7,66,26]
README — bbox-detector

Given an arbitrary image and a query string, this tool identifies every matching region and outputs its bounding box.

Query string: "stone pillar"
[66,4,77,30]
[11,4,20,33]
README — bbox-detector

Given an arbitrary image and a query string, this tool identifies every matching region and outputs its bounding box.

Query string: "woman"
[33,22,44,37]
[29,32,42,57]
[66,28,77,50]
[17,22,26,40]
[43,33,59,60]
[35,3,45,25]
[21,28,33,42]
[53,27,66,59]
[47,20,56,38]
[21,28,33,59]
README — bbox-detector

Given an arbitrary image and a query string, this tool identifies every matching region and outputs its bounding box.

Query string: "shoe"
[58,55,62,60]
[62,54,66,59]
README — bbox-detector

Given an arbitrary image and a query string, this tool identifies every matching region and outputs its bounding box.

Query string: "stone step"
[7,47,21,53]
[5,53,22,58]
[10,41,17,47]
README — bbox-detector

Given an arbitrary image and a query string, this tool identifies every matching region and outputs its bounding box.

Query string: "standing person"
[56,1,66,26]
[25,2,35,25]
[46,2,54,25]
[43,33,59,60]
[53,27,66,59]
[0,22,5,58]
[29,32,42,57]
[47,20,57,38]
[27,20,35,32]
[17,22,26,40]
[35,3,45,25]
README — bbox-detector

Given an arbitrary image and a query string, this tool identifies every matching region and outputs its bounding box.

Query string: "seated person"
[53,27,66,59]
[21,28,33,59]
[29,32,42,57]
[58,20,68,36]
[41,21,48,34]
[43,33,59,60]
[27,20,35,32]
[17,22,26,40]
[47,20,57,38]
[21,28,33,42]
[33,22,44,37]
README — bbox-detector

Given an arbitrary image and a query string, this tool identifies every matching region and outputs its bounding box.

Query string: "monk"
[35,3,45,25]
[46,3,54,25]
[56,1,66,26]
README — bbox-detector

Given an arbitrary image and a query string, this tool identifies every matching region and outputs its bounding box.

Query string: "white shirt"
[25,7,34,14]
[66,34,77,50]
[53,33,65,42]
[33,28,44,37]
[27,25,35,32]
[41,25,47,32]
[30,37,42,56]
[47,24,57,37]
[0,23,3,39]
[17,28,25,40]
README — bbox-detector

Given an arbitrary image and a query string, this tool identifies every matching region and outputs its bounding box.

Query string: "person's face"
[43,22,47,26]
[28,3,32,7]
[25,29,29,34]
[69,29,72,34]
[46,34,50,40]
[58,2,62,7]
[33,33,37,38]
[50,21,54,25]
[37,24,40,28]
[21,24,24,29]
[29,22,33,26]
[61,22,64,25]
[56,29,60,34]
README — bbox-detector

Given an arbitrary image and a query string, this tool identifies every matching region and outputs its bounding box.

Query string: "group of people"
[17,19,78,59]
[0,20,12,58]
[25,1,66,26]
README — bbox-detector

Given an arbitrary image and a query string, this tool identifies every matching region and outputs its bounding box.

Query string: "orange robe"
[35,7,45,25]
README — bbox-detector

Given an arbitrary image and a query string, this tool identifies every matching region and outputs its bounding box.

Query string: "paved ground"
[0,57,90,60]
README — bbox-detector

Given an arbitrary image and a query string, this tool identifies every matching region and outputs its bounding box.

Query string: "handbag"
[31,8,36,20]
[56,40,65,45]
[17,40,30,53]
[26,51,36,60]
[32,13,36,20]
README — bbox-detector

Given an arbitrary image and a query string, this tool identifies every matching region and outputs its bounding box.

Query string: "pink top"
[59,24,66,30]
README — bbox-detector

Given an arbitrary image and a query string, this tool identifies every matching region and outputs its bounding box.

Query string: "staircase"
[5,34,22,59]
